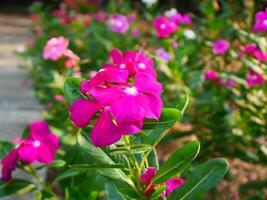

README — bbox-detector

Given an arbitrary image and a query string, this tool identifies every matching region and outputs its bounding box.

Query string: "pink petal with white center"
[70,99,100,128]
[134,73,162,94]
[90,109,122,147]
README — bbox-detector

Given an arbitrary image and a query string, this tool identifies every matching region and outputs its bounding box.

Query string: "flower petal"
[110,95,145,123]
[37,144,54,164]
[137,93,162,119]
[134,73,162,94]
[90,109,122,147]
[89,87,124,105]
[29,121,50,139]
[110,49,123,63]
[70,99,100,128]
[17,144,38,163]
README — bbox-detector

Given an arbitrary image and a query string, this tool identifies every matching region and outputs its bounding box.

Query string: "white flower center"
[125,87,138,95]
[116,21,123,27]
[263,19,267,25]
[138,62,146,69]
[33,140,41,148]
[120,63,126,69]
[160,24,166,29]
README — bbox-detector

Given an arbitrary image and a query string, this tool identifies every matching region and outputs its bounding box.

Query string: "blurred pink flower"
[155,48,172,62]
[204,70,219,81]
[141,167,185,197]
[63,49,80,68]
[244,43,267,62]
[93,11,106,22]
[131,29,140,38]
[1,149,18,182]
[54,94,64,102]
[106,49,156,77]
[213,39,229,55]
[224,80,236,88]
[169,13,192,25]
[246,70,265,87]
[253,9,267,32]
[43,36,69,60]
[1,121,59,182]
[108,14,129,33]
[153,16,179,38]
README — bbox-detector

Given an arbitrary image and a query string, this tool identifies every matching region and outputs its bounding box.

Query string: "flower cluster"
[43,36,80,68]
[140,167,185,197]
[70,49,162,147]
[1,121,59,181]
[253,9,267,32]
[213,39,229,55]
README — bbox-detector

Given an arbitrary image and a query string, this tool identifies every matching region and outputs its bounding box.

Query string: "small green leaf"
[54,169,85,183]
[152,141,200,184]
[46,160,66,168]
[110,144,152,155]
[0,141,14,160]
[170,158,229,200]
[0,179,37,198]
[69,163,127,169]
[63,77,84,104]
[77,132,132,186]
[151,185,167,200]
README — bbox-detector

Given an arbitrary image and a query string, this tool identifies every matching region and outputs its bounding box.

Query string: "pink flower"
[213,39,229,55]
[43,36,69,60]
[244,43,267,62]
[224,80,236,88]
[63,49,80,68]
[169,13,192,25]
[71,71,162,147]
[253,10,267,32]
[70,49,162,147]
[108,14,129,33]
[153,16,179,38]
[106,49,156,77]
[1,149,18,182]
[131,29,140,38]
[204,70,219,81]
[155,48,172,62]
[246,70,265,87]
[1,121,59,182]
[93,11,106,22]
[16,121,59,164]
[140,167,185,197]
[54,94,64,102]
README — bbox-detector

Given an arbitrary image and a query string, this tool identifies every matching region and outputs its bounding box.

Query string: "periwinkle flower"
[153,16,179,38]
[1,121,59,182]
[43,36,69,60]
[253,9,267,32]
[108,14,129,33]
[140,167,185,197]
[169,13,192,25]
[246,70,265,87]
[244,43,267,62]
[213,39,229,55]
[204,70,219,81]
[70,49,162,147]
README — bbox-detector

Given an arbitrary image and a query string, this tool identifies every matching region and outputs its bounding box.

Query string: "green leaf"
[54,169,85,183]
[177,93,190,115]
[147,149,159,170]
[22,127,30,138]
[69,163,127,169]
[150,185,167,200]
[170,158,229,200]
[105,182,125,200]
[63,77,84,104]
[143,108,182,146]
[0,179,36,198]
[0,141,14,159]
[46,160,66,168]
[34,190,56,200]
[152,141,200,184]
[109,144,152,155]
[77,132,133,186]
